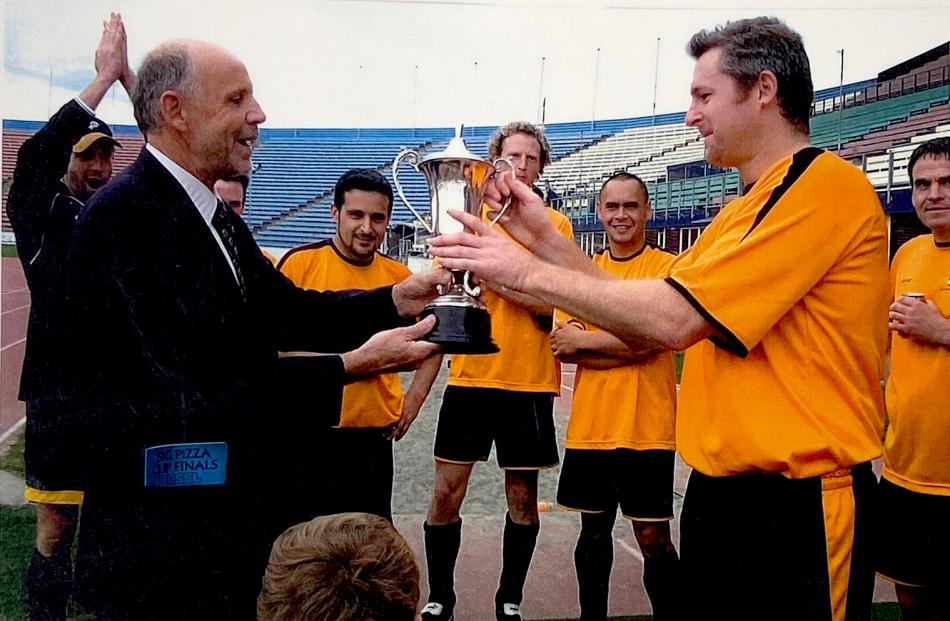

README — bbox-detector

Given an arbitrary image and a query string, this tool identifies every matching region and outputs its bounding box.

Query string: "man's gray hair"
[132,43,196,134]
[487,121,552,171]
[687,16,813,135]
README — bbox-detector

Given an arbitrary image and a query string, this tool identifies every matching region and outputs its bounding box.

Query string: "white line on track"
[560,383,573,393]
[0,417,26,446]
[1,303,30,316]
[617,537,644,562]
[0,337,27,352]
[1,287,29,295]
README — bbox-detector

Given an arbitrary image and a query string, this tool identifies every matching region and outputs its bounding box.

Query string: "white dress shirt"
[145,143,240,283]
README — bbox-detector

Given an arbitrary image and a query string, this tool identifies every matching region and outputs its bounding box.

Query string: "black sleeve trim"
[665,277,749,358]
[741,147,823,242]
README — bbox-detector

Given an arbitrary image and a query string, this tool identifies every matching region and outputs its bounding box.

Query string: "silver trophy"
[393,127,513,354]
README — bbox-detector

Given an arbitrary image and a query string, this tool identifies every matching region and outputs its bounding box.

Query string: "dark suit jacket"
[67,148,406,618]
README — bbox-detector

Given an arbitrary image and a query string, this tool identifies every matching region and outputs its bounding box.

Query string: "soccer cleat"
[496,602,523,620]
[421,601,454,621]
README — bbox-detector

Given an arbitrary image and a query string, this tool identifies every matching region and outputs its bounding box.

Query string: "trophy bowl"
[393,128,513,354]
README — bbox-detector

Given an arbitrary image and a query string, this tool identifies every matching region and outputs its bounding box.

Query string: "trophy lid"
[419,125,486,165]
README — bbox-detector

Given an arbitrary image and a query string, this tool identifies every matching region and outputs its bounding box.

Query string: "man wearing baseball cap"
[6,13,134,620]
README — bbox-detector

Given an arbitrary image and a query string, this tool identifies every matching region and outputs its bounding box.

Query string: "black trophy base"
[421,304,499,354]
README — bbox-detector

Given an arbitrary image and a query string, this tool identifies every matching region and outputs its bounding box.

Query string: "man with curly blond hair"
[258,512,420,621]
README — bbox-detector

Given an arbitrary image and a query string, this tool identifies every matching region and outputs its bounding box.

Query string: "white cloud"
[4,0,949,127]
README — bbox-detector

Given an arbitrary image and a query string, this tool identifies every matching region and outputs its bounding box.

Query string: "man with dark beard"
[6,13,133,620]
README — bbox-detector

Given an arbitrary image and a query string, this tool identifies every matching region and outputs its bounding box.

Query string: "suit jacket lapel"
[136,150,245,305]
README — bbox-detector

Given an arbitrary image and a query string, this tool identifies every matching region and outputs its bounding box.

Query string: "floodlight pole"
[837,49,845,152]
[48,65,54,119]
[412,64,419,139]
[652,37,661,153]
[591,47,601,133]
[651,37,660,127]
[472,60,478,126]
[537,56,546,124]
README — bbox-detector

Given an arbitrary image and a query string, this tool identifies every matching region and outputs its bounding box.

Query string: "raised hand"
[483,171,558,255]
[95,13,127,83]
[427,210,538,293]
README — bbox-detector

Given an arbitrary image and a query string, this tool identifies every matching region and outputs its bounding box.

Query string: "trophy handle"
[487,157,516,228]
[392,149,434,234]
[463,270,481,298]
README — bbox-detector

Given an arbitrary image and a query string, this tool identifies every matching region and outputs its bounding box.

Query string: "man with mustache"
[278,168,442,522]
[6,13,133,620]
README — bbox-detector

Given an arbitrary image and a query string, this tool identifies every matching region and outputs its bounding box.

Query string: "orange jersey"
[557,246,677,450]
[448,207,574,393]
[278,240,412,428]
[883,234,950,495]
[668,148,889,478]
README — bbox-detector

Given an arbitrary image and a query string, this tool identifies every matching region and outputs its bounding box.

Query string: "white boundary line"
[0,416,26,446]
[617,537,644,562]
[1,287,29,295]
[1,337,27,352]
[1,303,30,316]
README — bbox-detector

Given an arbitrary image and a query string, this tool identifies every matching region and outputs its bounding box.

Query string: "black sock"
[26,547,72,621]
[642,549,680,621]
[424,520,462,610]
[495,513,540,607]
[575,526,613,621]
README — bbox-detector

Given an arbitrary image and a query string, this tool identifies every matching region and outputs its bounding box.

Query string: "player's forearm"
[404,355,442,405]
[493,287,552,315]
[580,329,663,361]
[558,352,631,369]
[523,266,710,351]
[535,234,602,277]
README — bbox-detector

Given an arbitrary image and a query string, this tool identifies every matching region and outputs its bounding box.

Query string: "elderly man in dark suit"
[66,39,446,619]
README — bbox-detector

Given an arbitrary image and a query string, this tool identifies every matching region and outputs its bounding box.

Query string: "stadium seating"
[863,123,950,188]
[839,100,950,158]
[1,52,946,252]
[810,85,948,149]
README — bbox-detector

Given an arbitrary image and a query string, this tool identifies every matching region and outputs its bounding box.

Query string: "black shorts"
[557,448,674,520]
[434,386,558,469]
[680,463,876,621]
[24,398,85,504]
[876,477,950,587]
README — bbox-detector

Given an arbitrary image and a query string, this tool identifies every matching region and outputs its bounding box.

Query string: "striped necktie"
[212,199,246,299]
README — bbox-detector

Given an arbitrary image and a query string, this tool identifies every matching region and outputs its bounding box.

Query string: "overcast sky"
[3,0,948,130]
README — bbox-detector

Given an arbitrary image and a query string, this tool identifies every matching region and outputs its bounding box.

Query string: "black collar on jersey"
[607,242,649,263]
[740,147,824,242]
